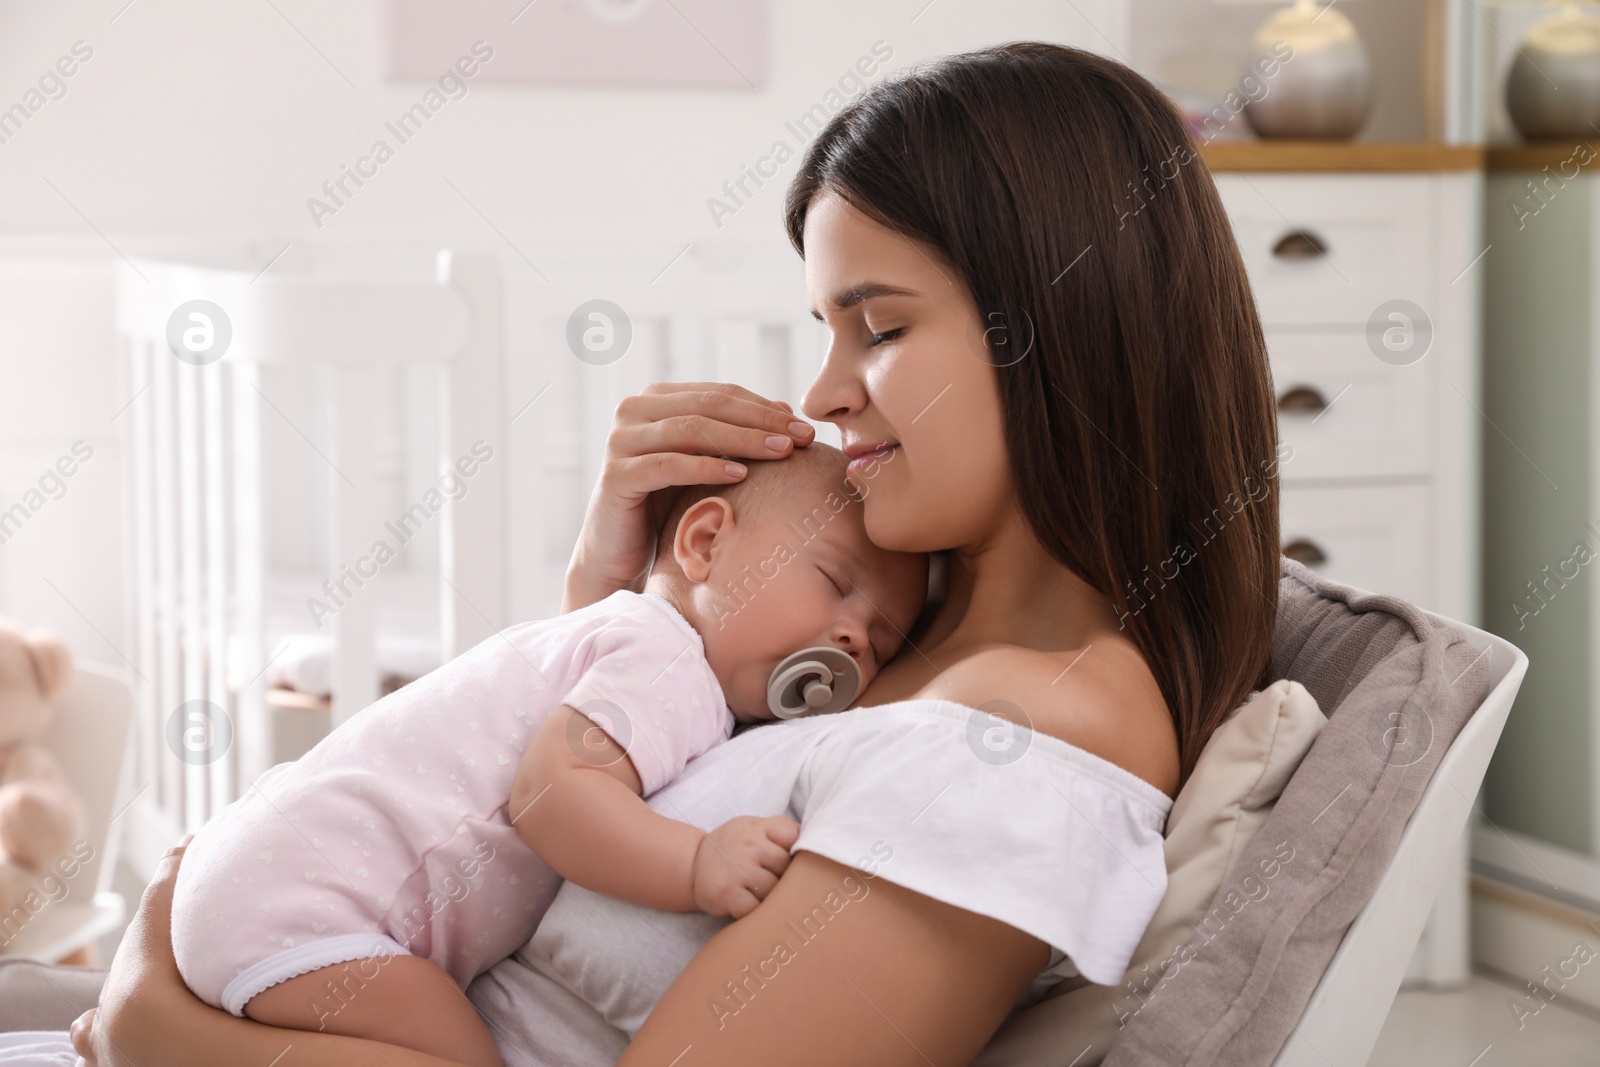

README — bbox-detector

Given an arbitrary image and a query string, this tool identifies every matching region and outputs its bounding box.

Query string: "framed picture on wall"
[385,0,769,89]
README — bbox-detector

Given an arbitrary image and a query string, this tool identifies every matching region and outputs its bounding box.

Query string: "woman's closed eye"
[866,326,904,347]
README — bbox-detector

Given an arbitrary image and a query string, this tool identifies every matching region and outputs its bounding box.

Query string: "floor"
[1367,969,1600,1066]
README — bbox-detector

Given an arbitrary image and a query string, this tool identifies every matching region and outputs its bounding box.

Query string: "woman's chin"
[862,497,941,554]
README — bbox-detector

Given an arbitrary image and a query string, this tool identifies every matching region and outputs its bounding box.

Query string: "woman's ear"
[672,497,737,583]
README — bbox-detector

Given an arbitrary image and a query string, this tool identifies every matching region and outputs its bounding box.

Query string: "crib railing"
[118,245,827,832]
[117,251,502,830]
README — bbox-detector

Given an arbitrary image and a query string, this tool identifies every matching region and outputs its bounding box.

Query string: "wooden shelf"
[1486,141,1600,171]
[1198,140,1485,172]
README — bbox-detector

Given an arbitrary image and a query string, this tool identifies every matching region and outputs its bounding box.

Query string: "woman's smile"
[844,441,898,474]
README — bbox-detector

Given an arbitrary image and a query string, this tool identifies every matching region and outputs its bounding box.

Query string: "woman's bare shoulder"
[925,639,1179,799]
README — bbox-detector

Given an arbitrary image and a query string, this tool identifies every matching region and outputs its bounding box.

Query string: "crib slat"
[437,252,504,657]
[328,364,380,728]
[149,345,183,827]
[665,316,712,383]
[125,336,160,818]
[176,361,208,829]
[502,284,561,619]
[713,320,770,402]
[203,363,233,810]
[232,361,269,788]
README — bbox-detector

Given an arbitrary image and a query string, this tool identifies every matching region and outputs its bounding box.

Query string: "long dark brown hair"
[783,42,1280,789]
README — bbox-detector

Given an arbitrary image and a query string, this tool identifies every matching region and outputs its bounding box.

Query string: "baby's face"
[691,496,928,723]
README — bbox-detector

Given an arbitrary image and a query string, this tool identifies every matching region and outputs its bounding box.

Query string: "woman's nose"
[800,340,863,423]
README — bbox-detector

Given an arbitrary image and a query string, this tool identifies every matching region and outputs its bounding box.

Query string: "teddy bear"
[0,619,85,926]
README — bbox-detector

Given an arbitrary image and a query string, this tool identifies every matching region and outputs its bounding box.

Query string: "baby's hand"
[690,815,801,919]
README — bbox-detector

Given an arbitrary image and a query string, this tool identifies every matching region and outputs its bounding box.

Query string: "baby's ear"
[673,496,735,582]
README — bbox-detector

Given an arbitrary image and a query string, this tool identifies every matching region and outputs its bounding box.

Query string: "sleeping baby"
[169,441,928,1067]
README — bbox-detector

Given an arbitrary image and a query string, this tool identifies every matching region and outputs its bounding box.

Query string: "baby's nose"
[831,623,869,661]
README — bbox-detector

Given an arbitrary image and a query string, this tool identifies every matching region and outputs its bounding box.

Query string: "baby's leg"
[244,954,503,1067]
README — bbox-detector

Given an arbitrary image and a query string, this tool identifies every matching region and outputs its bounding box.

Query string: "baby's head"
[645,442,929,723]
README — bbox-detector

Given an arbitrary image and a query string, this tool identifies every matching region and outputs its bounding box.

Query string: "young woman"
[70,41,1278,1067]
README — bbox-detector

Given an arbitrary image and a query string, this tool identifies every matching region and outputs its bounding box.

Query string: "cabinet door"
[1269,329,1435,479]
[1213,175,1434,326]
[1279,483,1433,609]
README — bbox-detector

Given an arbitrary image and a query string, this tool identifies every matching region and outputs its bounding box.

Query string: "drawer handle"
[1283,538,1328,567]
[1271,229,1328,260]
[1277,385,1328,415]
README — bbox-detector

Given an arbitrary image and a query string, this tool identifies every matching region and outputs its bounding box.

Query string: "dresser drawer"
[1279,483,1432,608]
[1213,175,1434,326]
[1269,330,1434,479]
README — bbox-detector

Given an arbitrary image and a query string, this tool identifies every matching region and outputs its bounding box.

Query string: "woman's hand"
[70,835,194,1067]
[71,836,471,1067]
[561,382,814,613]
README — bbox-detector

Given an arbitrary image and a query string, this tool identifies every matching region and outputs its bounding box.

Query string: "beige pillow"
[975,679,1326,1067]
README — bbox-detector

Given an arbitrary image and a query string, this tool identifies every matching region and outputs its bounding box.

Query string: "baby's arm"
[509,705,798,917]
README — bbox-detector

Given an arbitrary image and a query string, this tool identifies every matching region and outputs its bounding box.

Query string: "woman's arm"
[617,850,1052,1067]
[70,841,474,1067]
[561,382,814,614]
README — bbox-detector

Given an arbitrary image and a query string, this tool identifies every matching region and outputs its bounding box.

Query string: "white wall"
[0,260,122,662]
[0,0,1123,241]
[0,0,1126,660]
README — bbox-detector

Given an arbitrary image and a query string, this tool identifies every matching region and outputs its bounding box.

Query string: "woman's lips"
[845,444,897,474]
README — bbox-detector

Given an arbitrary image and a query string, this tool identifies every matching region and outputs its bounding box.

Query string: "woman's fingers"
[618,386,813,461]
[630,411,796,464]
[606,452,750,501]
[136,836,190,956]
[67,1009,98,1064]
[71,836,192,1066]
[640,380,801,422]
[598,384,817,502]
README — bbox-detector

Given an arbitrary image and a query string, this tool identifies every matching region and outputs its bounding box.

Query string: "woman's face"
[800,189,1013,554]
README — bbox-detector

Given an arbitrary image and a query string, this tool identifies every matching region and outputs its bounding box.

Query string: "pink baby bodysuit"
[171,590,732,1016]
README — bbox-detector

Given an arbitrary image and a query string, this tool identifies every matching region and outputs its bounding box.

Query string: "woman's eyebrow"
[809,282,919,321]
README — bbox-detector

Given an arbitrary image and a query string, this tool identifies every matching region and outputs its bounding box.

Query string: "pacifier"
[766,646,862,720]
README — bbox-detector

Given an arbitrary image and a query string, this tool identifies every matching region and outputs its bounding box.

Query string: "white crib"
[115,242,826,832]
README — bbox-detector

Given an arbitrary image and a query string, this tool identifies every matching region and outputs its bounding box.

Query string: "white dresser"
[1202,141,1487,985]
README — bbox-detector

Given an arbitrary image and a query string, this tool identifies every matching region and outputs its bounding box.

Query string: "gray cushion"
[1095,556,1497,1065]
[0,958,106,1032]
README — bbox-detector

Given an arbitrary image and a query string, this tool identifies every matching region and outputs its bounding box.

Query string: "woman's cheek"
[860,449,955,553]
[917,408,1010,544]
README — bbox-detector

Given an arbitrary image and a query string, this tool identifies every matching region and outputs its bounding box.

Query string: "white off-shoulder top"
[469,698,1174,1062]
[791,699,1174,993]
